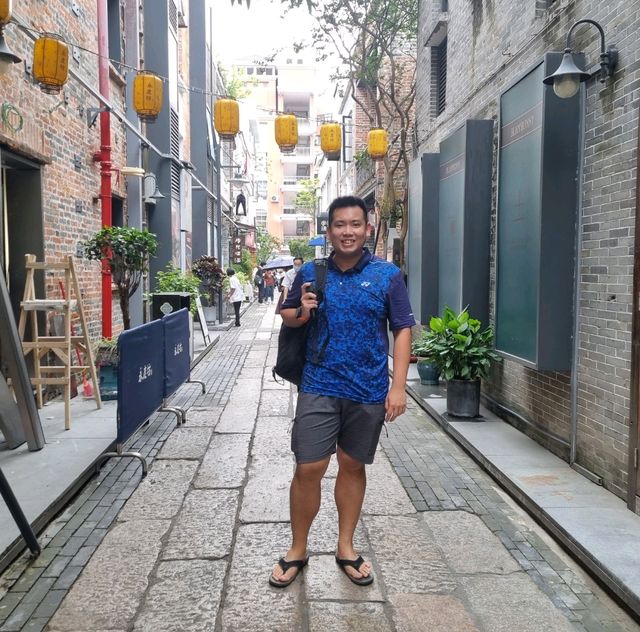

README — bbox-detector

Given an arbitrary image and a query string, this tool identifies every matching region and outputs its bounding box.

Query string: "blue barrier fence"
[98,309,206,475]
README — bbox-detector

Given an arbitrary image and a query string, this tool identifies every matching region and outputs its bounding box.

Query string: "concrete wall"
[416,0,639,498]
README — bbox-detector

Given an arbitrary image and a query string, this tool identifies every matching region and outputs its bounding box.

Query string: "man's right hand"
[300,282,319,317]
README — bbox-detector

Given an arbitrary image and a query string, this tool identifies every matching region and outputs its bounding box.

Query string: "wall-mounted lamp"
[0,0,21,75]
[543,19,618,99]
[143,173,165,204]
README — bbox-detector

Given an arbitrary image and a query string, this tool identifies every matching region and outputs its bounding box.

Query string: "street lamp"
[0,0,21,75]
[543,19,618,99]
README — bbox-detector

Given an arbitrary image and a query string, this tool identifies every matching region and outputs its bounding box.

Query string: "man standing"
[280,256,304,303]
[225,268,243,327]
[270,196,414,588]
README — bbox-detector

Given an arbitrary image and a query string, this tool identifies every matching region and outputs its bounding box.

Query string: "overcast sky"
[210,0,317,66]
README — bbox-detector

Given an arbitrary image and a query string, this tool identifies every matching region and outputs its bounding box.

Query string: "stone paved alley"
[0,303,638,632]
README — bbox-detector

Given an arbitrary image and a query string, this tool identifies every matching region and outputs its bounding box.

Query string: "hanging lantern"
[214,98,239,139]
[275,113,298,152]
[320,122,341,161]
[367,128,388,161]
[0,0,12,25]
[33,35,69,94]
[133,71,163,122]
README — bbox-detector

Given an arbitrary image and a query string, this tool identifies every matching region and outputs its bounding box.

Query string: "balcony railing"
[356,159,376,190]
[282,175,311,187]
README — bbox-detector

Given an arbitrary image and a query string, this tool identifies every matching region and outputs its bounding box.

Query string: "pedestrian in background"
[270,196,415,588]
[226,268,243,327]
[254,263,265,303]
[264,269,275,304]
[280,257,304,303]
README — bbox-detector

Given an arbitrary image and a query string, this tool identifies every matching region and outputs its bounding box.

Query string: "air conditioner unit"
[270,195,279,203]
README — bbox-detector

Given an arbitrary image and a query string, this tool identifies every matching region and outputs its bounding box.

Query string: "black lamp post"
[543,19,618,99]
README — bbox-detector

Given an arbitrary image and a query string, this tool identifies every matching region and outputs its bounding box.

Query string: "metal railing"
[356,159,376,190]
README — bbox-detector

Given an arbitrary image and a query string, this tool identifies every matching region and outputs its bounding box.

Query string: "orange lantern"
[275,113,298,152]
[367,128,388,161]
[133,71,163,122]
[320,122,341,160]
[214,98,240,139]
[0,0,12,25]
[33,35,69,94]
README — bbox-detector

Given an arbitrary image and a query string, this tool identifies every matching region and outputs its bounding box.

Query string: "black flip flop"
[335,555,374,586]
[269,557,309,588]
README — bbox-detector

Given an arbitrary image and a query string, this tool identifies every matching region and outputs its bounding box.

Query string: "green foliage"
[94,337,119,366]
[232,249,254,279]
[287,239,315,261]
[354,149,370,167]
[218,64,256,99]
[191,255,226,304]
[294,178,319,212]
[154,265,201,316]
[412,307,501,382]
[256,230,281,265]
[84,226,158,330]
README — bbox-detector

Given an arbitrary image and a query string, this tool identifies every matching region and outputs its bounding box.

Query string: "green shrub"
[154,265,201,315]
[414,307,500,381]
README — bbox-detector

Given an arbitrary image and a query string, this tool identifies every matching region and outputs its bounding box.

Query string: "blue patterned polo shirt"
[281,249,415,404]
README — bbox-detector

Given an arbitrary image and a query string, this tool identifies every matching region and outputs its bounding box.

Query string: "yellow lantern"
[214,98,240,139]
[33,35,69,94]
[367,128,388,161]
[275,113,298,152]
[320,122,341,160]
[133,71,163,122]
[0,0,12,25]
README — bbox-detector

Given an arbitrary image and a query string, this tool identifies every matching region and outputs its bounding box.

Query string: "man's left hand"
[384,386,406,422]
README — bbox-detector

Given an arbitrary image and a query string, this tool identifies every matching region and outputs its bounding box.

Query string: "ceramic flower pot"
[416,361,440,385]
[446,378,481,418]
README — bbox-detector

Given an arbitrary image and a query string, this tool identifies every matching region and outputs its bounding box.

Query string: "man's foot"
[269,556,309,588]
[335,550,373,585]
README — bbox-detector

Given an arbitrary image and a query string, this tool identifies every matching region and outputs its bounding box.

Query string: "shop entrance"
[0,148,44,321]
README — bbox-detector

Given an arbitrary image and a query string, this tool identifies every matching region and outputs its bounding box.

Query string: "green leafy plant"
[94,337,119,366]
[415,307,500,381]
[154,265,201,315]
[256,230,281,264]
[287,238,315,261]
[354,148,371,167]
[84,226,157,330]
[191,255,226,305]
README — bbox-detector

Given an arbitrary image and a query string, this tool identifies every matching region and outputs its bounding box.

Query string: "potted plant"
[192,255,225,322]
[153,265,201,316]
[411,331,441,386]
[84,226,158,330]
[94,337,119,401]
[419,307,500,418]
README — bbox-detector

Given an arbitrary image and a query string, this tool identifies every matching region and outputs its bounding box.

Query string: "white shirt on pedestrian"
[282,268,299,290]
[229,276,244,302]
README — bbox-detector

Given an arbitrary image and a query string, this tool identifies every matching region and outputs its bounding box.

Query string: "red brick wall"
[0,0,128,341]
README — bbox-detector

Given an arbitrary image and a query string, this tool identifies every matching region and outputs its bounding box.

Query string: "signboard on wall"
[436,120,493,327]
[495,54,582,370]
[231,231,244,264]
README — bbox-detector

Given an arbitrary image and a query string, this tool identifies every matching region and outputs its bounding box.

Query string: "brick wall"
[0,0,128,342]
[416,0,639,498]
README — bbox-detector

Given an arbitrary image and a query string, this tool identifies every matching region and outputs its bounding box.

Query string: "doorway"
[0,148,44,322]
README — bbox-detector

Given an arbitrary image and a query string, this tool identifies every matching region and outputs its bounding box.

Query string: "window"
[431,37,447,117]
[246,67,254,75]
[266,68,273,75]
[107,0,121,68]
[440,0,448,11]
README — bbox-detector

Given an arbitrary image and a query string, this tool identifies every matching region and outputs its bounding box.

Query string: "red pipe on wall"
[97,0,112,339]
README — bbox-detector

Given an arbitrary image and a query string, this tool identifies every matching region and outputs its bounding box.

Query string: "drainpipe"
[628,107,640,510]
[97,0,112,339]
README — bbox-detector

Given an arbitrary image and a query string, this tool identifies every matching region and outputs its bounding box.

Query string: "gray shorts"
[291,393,386,465]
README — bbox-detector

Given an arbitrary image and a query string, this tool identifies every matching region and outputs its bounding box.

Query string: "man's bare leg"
[271,456,331,583]
[334,447,371,579]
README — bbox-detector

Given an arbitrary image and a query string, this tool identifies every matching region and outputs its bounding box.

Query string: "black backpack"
[272,259,328,386]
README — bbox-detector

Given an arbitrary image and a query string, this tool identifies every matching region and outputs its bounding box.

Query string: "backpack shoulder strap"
[313,258,328,290]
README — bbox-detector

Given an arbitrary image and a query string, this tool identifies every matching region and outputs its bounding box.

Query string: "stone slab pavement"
[0,302,638,631]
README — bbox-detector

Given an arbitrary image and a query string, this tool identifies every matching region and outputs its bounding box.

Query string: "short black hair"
[226,268,235,276]
[328,196,367,226]
[293,257,304,264]
[259,261,266,266]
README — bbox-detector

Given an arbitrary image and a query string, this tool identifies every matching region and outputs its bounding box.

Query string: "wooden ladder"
[17,254,102,430]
